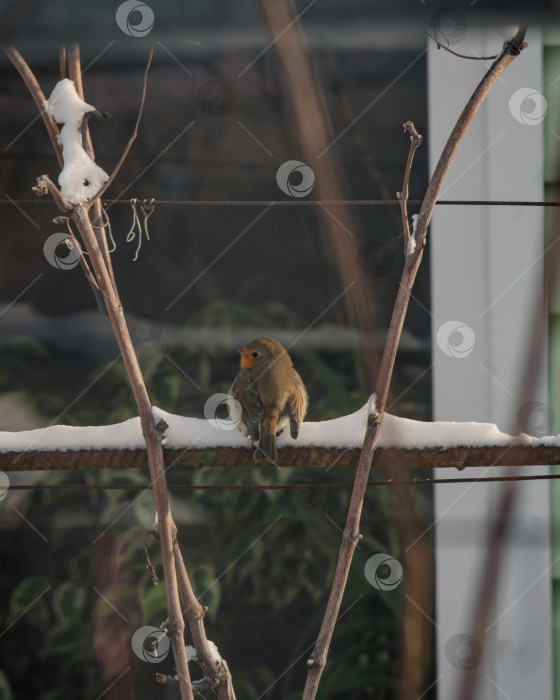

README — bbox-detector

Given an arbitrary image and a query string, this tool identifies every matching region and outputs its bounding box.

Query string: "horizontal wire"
[3,199,560,208]
[4,472,558,491]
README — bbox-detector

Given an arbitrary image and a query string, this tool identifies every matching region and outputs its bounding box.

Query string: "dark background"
[0,1,554,699]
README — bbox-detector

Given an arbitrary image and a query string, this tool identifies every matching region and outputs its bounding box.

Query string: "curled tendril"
[126,198,155,261]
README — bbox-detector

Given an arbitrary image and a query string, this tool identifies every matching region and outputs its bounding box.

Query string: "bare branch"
[32,174,72,211]
[10,45,198,699]
[66,45,118,295]
[396,121,422,251]
[94,48,153,202]
[72,205,194,700]
[67,44,95,159]
[157,673,220,695]
[173,536,237,699]
[59,45,67,79]
[427,32,499,61]
[4,47,63,168]
[53,214,106,312]
[302,29,528,700]
[413,30,528,256]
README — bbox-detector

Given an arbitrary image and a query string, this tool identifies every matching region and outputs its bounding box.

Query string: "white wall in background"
[428,27,552,700]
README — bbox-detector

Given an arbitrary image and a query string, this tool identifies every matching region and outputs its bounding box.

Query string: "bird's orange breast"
[240,348,260,369]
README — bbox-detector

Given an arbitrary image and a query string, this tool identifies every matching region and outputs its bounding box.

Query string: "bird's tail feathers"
[255,416,278,463]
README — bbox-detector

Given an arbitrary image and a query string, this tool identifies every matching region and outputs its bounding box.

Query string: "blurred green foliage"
[0,300,432,699]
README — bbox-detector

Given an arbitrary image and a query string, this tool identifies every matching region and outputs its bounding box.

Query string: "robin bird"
[231,337,308,463]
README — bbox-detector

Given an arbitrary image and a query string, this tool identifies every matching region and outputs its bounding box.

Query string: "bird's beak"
[237,348,243,355]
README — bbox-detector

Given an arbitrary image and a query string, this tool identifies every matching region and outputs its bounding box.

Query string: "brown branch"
[173,537,237,699]
[32,174,72,211]
[72,206,193,700]
[157,673,220,695]
[67,44,94,158]
[258,0,381,389]
[393,120,431,700]
[9,44,241,700]
[4,47,63,168]
[53,214,106,312]
[94,48,153,202]
[66,45,118,295]
[413,27,528,254]
[396,121,422,251]
[9,46,195,700]
[302,29,528,700]
[427,32,499,61]
[59,45,67,79]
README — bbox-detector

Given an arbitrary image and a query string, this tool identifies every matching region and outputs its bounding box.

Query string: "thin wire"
[5,472,559,491]
[4,199,560,207]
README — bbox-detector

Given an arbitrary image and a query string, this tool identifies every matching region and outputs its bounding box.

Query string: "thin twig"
[413,27,528,252]
[173,537,237,699]
[427,32,499,61]
[302,28,528,700]
[32,174,72,211]
[72,205,194,700]
[157,673,220,694]
[94,48,154,202]
[11,46,196,700]
[392,119,431,700]
[59,45,67,79]
[67,44,94,158]
[396,121,422,252]
[55,214,106,312]
[4,47,63,168]
[66,45,118,295]
[144,528,160,586]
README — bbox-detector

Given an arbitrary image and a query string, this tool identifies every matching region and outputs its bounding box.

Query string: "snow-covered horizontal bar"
[0,405,558,472]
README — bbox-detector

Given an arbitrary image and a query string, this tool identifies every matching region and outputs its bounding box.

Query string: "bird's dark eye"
[252,351,260,358]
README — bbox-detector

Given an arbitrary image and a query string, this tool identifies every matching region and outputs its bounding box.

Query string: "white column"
[429,27,552,699]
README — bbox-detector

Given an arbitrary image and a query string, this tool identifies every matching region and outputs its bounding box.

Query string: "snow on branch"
[46,79,109,204]
[0,404,558,472]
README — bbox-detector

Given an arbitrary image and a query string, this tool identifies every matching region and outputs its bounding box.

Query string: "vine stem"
[72,204,194,699]
[302,27,528,700]
[6,45,197,700]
